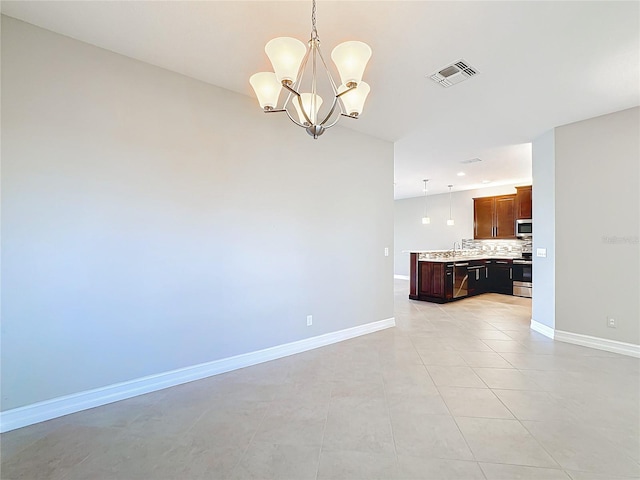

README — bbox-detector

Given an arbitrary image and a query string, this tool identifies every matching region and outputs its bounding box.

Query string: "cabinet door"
[419,262,445,298]
[468,268,477,296]
[445,268,453,300]
[419,263,431,296]
[479,267,487,293]
[431,263,445,297]
[515,186,532,219]
[467,266,485,296]
[474,197,495,239]
[489,264,513,295]
[494,195,516,238]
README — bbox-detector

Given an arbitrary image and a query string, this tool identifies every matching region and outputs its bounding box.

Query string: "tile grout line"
[380,358,401,474]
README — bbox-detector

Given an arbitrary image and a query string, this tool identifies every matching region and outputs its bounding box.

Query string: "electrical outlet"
[307,315,313,326]
[384,247,389,257]
[607,317,616,328]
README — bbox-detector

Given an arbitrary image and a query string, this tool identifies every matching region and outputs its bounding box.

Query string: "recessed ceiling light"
[457,172,466,176]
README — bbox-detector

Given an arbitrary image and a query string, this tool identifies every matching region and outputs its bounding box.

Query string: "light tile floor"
[2,280,639,479]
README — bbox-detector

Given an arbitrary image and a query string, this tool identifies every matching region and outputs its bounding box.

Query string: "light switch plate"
[536,248,547,258]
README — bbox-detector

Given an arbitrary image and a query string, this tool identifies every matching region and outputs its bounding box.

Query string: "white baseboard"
[0,317,395,433]
[530,318,639,358]
[394,275,410,280]
[554,329,640,358]
[530,318,555,339]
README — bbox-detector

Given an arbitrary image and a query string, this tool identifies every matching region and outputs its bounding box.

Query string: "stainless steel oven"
[512,259,532,298]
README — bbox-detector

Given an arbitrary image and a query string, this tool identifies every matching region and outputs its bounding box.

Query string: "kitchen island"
[409,251,521,303]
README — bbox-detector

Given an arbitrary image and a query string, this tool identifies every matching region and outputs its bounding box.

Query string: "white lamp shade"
[331,41,372,85]
[293,93,323,124]
[422,217,431,225]
[447,219,455,226]
[339,81,370,116]
[249,72,282,109]
[265,37,307,84]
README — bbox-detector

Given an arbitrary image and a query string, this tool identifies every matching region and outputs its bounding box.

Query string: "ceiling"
[2,1,638,198]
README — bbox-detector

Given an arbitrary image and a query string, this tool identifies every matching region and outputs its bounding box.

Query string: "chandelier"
[249,0,372,139]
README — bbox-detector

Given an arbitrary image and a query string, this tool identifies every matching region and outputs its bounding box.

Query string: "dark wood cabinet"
[419,262,447,298]
[413,261,453,303]
[488,260,513,295]
[473,198,494,239]
[467,261,489,296]
[495,196,516,238]
[515,185,532,220]
[474,195,516,239]
[411,258,514,303]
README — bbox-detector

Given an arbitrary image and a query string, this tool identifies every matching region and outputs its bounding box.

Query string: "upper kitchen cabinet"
[515,185,532,219]
[473,197,495,238]
[473,194,516,239]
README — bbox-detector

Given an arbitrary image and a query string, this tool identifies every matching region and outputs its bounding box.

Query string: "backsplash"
[417,239,533,260]
[461,238,532,256]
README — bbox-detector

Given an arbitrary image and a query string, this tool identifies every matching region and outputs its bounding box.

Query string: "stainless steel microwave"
[516,219,533,238]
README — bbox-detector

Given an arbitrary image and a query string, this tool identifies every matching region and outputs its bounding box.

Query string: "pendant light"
[421,179,430,224]
[447,185,455,226]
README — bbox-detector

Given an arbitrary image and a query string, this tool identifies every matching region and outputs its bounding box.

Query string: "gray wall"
[1,17,394,410]
[554,107,639,344]
[394,183,528,276]
[531,130,556,330]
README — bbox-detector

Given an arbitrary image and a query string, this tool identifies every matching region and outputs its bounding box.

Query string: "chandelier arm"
[319,96,339,126]
[281,84,315,123]
[336,84,357,98]
[316,45,348,123]
[279,45,312,123]
[281,82,314,124]
[282,82,302,98]
[316,46,340,94]
[296,94,313,125]
[321,116,342,129]
[283,108,308,128]
[294,47,311,91]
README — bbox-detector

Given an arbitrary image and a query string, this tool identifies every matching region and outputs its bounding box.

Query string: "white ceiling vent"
[429,60,478,88]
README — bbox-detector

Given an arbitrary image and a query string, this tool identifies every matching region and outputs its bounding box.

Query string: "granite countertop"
[415,255,518,263]
[405,249,523,263]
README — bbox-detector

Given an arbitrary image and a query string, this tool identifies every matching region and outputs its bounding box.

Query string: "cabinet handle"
[510,268,512,279]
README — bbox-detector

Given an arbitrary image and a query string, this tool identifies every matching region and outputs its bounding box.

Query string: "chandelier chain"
[311,0,318,39]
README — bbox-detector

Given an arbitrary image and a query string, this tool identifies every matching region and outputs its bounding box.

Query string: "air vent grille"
[429,59,479,88]
[460,157,482,164]
[454,61,478,77]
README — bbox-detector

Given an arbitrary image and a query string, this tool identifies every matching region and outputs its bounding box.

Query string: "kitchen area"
[405,185,533,304]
